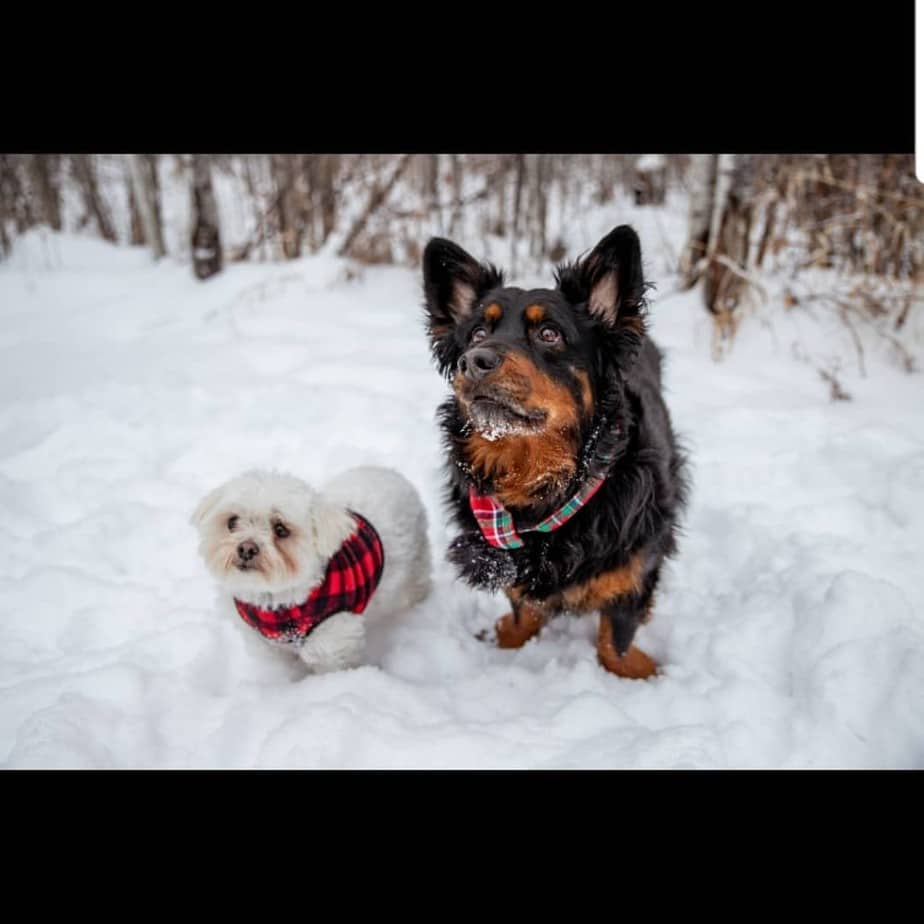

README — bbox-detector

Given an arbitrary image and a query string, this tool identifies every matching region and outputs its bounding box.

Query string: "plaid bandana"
[234,512,385,648]
[469,475,607,550]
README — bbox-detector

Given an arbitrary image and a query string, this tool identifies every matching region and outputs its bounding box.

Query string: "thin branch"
[338,154,414,258]
[710,253,768,304]
[787,169,924,209]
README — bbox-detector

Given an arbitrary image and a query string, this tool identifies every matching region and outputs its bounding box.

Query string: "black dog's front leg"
[446,532,519,591]
[597,566,661,679]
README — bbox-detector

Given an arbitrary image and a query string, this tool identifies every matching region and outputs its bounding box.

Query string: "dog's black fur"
[422,225,688,665]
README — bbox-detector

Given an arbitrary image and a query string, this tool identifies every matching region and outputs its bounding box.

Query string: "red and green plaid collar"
[469,473,607,550]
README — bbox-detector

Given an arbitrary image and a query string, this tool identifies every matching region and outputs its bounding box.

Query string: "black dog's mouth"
[466,394,547,440]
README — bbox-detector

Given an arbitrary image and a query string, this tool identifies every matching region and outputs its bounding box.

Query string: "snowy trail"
[1,213,923,769]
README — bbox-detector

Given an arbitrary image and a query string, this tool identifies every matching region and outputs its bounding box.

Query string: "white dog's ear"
[190,484,227,528]
[310,499,356,559]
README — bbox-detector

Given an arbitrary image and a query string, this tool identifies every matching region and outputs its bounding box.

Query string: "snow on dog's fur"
[191,467,432,673]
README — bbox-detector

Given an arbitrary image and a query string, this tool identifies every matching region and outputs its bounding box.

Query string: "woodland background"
[2,153,921,377]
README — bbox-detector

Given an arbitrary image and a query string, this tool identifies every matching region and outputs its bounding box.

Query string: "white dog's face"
[190,471,353,599]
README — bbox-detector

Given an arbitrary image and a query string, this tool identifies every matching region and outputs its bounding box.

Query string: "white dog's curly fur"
[191,467,431,673]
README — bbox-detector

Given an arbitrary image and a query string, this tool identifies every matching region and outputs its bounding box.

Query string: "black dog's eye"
[537,324,562,344]
[227,516,239,531]
[273,522,290,539]
[470,326,488,344]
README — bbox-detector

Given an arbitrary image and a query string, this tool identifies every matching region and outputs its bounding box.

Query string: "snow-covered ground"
[2,198,923,769]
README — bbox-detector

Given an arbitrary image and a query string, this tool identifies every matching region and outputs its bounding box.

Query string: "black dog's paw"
[447,533,518,591]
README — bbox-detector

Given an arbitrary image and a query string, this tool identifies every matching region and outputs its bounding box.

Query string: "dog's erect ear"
[422,238,504,336]
[556,225,646,327]
[190,484,227,528]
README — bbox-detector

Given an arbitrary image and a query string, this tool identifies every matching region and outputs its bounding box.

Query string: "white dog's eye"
[273,522,290,539]
[228,516,239,531]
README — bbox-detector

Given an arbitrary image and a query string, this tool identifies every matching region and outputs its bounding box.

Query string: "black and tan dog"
[422,225,688,678]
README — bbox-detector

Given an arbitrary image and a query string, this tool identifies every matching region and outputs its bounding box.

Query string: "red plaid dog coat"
[234,512,385,648]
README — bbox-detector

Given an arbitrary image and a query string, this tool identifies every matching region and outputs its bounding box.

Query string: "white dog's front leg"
[297,613,366,673]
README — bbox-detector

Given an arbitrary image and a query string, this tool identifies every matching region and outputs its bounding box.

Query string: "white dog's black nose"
[237,541,259,562]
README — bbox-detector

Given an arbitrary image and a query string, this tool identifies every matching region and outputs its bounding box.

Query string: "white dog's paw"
[297,612,366,674]
[298,650,363,674]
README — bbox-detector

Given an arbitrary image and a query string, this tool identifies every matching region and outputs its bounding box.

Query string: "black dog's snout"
[458,346,502,382]
[237,541,259,561]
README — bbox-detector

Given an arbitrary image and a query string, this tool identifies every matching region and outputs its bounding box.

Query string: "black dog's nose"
[458,346,502,382]
[237,541,259,561]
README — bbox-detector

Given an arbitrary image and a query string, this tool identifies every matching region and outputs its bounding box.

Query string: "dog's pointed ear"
[556,225,646,328]
[422,238,504,338]
[190,484,226,528]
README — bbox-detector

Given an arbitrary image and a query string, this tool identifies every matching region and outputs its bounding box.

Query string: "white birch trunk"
[127,154,165,259]
[680,154,717,285]
[706,154,737,260]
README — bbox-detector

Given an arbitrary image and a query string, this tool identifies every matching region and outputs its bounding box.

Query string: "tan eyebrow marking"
[525,304,546,324]
[484,303,503,323]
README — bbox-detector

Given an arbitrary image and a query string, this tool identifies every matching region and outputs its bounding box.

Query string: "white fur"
[191,467,431,674]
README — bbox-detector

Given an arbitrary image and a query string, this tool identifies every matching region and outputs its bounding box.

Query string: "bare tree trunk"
[71,155,116,242]
[703,156,758,322]
[680,154,717,287]
[531,153,549,260]
[510,153,526,273]
[319,154,338,244]
[680,153,758,332]
[706,154,737,261]
[29,155,63,231]
[300,154,318,252]
[238,155,265,260]
[806,154,834,269]
[0,181,10,255]
[272,155,301,260]
[125,161,144,245]
[594,154,606,198]
[490,156,508,237]
[426,154,441,232]
[755,198,778,269]
[338,153,413,258]
[0,155,34,233]
[448,154,464,238]
[145,154,165,243]
[292,157,312,254]
[127,154,165,258]
[190,154,223,280]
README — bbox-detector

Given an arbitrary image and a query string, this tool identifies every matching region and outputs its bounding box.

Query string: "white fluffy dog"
[191,467,431,673]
